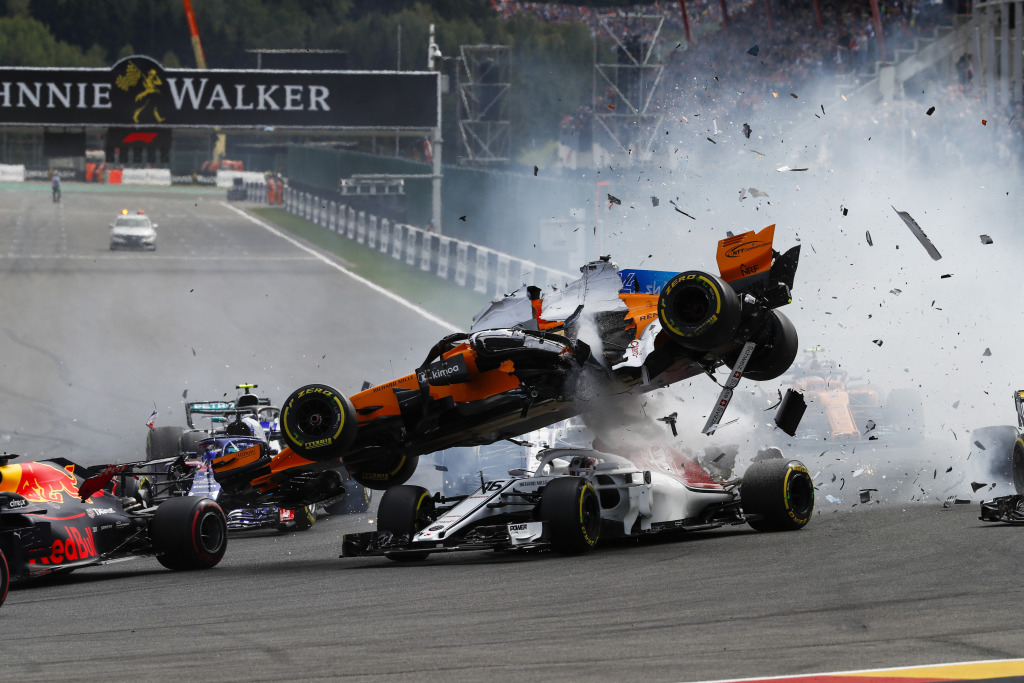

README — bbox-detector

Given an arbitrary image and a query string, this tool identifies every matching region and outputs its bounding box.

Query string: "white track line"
[222,202,459,333]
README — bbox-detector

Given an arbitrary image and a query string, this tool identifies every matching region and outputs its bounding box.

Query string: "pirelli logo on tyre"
[783,464,812,525]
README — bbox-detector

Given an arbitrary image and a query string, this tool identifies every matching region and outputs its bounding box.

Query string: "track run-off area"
[2,185,1022,682]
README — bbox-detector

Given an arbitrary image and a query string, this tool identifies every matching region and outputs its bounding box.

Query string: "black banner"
[0,56,439,130]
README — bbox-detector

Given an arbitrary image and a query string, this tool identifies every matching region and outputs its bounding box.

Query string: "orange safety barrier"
[107,169,122,184]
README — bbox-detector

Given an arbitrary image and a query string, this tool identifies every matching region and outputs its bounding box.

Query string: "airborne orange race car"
[258,226,802,494]
[105,228,801,508]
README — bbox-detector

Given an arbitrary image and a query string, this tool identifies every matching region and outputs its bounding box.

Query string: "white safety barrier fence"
[0,164,26,182]
[281,186,572,299]
[121,168,172,186]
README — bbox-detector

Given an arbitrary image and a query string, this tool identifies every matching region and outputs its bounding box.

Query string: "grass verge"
[250,207,491,329]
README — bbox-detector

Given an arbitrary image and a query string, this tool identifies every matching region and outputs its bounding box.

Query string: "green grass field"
[250,207,491,329]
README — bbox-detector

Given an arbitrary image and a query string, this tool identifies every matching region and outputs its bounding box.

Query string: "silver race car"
[342,441,814,561]
[109,209,157,251]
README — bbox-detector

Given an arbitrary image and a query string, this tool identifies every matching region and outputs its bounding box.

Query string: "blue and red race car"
[0,453,226,607]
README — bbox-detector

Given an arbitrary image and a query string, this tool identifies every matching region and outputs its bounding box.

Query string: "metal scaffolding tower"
[456,45,511,164]
[592,13,668,163]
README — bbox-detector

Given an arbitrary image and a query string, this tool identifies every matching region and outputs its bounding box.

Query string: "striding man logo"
[116,59,166,123]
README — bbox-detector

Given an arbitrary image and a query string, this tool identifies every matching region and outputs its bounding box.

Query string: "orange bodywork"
[250,447,317,491]
[716,224,775,283]
[211,444,264,475]
[348,344,528,423]
[618,293,659,336]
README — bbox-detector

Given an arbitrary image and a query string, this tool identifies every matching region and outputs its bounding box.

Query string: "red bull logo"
[29,526,98,566]
[0,461,96,504]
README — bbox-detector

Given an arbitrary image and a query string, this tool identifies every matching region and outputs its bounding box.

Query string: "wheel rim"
[294,398,334,438]
[581,487,601,543]
[787,470,814,517]
[673,287,711,325]
[197,510,226,554]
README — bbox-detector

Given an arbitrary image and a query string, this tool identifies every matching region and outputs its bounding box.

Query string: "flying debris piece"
[742,123,752,138]
[859,489,878,503]
[889,288,902,296]
[983,348,992,357]
[726,231,735,237]
[940,274,952,278]
[775,166,808,172]
[926,106,936,116]
[434,464,449,472]
[980,234,993,244]
[192,347,196,356]
[790,93,798,99]
[706,137,717,144]
[872,339,883,347]
[982,119,987,125]
[852,468,864,478]
[946,466,954,473]
[703,341,755,435]
[839,477,845,490]
[842,206,849,216]
[182,389,188,399]
[825,495,842,504]
[864,419,876,432]
[746,45,759,56]
[868,435,878,440]
[739,188,747,201]
[669,200,696,220]
[459,215,467,221]
[971,482,987,493]
[607,194,622,206]
[651,196,660,207]
[942,495,972,508]
[865,230,873,246]
[748,188,768,198]
[764,389,783,411]
[891,206,942,260]
[774,389,807,436]
[952,401,960,409]
[658,412,679,437]
[533,165,538,176]
[821,104,825,115]
[831,474,837,482]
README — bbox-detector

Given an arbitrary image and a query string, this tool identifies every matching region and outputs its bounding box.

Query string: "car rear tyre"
[179,430,206,457]
[350,451,419,490]
[147,426,186,461]
[1012,438,1024,495]
[742,459,814,531]
[378,485,434,562]
[538,477,601,554]
[280,384,358,460]
[292,504,317,531]
[657,270,741,351]
[724,309,798,381]
[0,547,8,607]
[151,497,228,570]
[325,482,372,515]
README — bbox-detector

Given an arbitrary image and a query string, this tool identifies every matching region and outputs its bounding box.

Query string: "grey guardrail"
[281,185,572,299]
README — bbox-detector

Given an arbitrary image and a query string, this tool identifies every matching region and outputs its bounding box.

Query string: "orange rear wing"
[716,225,775,284]
[716,224,799,306]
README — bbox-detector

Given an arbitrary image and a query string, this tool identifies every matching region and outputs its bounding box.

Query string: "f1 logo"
[121,133,158,144]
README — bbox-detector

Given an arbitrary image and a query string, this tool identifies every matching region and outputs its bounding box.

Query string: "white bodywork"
[412,445,737,546]
[110,214,157,250]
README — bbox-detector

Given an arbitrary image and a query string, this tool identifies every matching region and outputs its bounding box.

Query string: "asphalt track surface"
[3,186,1023,682]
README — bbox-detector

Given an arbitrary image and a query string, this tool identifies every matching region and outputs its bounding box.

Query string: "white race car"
[341,443,814,561]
